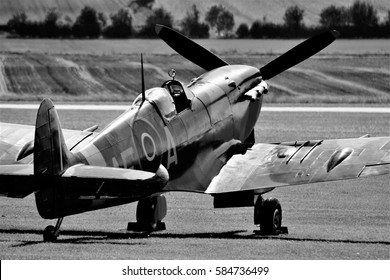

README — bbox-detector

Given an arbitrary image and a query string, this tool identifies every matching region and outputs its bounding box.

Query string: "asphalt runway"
[0,107,389,259]
[1,103,390,113]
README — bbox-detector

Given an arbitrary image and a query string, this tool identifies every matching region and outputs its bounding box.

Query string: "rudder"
[34,98,71,176]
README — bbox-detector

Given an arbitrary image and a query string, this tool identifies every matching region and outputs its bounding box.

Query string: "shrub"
[349,0,378,28]
[7,13,29,37]
[319,5,349,28]
[236,23,249,38]
[283,5,305,29]
[205,5,235,37]
[180,4,209,38]
[103,8,133,38]
[73,6,102,38]
[138,7,173,37]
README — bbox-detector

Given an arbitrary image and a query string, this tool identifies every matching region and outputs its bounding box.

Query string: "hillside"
[0,0,389,28]
[0,52,389,103]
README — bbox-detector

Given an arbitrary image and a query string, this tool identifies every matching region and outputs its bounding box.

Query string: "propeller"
[155,24,228,71]
[260,30,339,80]
[155,24,339,80]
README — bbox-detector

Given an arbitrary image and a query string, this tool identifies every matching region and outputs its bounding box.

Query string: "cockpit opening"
[132,72,194,120]
[162,80,191,114]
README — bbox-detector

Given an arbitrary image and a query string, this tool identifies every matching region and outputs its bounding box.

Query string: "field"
[1,0,390,28]
[1,38,389,55]
[0,39,389,103]
[0,107,389,259]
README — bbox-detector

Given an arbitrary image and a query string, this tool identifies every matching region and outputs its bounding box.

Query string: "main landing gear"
[43,217,64,242]
[254,196,288,235]
[127,194,167,233]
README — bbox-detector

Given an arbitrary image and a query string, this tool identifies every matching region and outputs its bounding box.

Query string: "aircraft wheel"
[43,225,58,242]
[260,198,282,234]
[136,198,157,231]
[136,195,167,232]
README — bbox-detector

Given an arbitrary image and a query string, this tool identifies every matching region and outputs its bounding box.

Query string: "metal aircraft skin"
[0,25,389,241]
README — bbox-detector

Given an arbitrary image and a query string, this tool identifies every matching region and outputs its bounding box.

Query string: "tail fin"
[34,98,72,176]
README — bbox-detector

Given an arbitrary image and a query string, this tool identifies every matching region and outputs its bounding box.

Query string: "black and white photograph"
[0,0,389,278]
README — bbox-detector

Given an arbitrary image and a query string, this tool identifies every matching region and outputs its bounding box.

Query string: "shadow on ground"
[1,228,389,247]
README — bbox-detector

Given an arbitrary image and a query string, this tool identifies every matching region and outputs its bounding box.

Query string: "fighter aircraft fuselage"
[35,65,264,218]
[77,65,262,189]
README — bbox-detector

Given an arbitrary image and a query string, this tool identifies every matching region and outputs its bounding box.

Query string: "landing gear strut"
[43,217,64,242]
[254,196,288,235]
[127,194,167,233]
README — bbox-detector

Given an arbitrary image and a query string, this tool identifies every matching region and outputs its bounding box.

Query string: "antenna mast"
[141,53,145,103]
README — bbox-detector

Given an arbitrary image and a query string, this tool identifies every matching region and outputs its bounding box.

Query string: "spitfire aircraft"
[1,25,389,242]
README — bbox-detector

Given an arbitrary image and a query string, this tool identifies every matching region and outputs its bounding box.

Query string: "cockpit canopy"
[133,87,176,119]
[132,80,194,120]
[162,80,192,114]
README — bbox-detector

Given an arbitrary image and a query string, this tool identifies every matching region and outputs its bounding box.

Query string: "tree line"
[239,1,390,38]
[5,0,390,39]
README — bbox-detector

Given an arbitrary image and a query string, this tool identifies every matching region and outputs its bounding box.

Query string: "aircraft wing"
[0,164,169,199]
[206,137,390,194]
[0,164,35,198]
[0,122,96,164]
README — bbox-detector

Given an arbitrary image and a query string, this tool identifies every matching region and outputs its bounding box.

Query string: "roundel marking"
[141,132,156,161]
[132,117,163,172]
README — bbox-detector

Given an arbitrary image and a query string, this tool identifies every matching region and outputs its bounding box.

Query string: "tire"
[136,198,154,222]
[136,195,167,232]
[43,225,57,242]
[136,197,157,231]
[260,198,282,234]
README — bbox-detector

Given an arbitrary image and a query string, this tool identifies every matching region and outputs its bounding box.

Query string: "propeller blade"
[155,24,229,71]
[260,30,339,80]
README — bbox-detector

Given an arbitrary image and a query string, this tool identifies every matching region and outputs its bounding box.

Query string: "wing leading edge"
[206,137,390,194]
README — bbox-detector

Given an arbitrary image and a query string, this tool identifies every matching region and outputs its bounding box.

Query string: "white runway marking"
[0,104,389,113]
[0,104,130,110]
[262,107,390,113]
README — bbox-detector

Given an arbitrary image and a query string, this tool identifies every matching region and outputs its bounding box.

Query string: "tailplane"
[34,98,72,176]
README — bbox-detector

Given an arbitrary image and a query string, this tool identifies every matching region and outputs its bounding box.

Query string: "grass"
[1,38,390,56]
[0,49,389,103]
[0,109,389,259]
[0,39,388,104]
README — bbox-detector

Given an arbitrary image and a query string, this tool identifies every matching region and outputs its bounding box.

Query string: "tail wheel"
[42,217,63,242]
[43,225,57,242]
[259,198,282,234]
